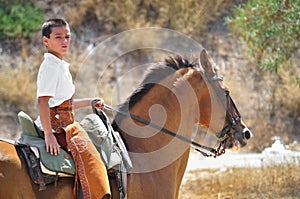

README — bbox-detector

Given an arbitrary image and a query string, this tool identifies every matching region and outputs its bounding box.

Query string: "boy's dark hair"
[42,18,69,38]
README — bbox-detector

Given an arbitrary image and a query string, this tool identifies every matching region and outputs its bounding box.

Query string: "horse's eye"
[225,90,230,97]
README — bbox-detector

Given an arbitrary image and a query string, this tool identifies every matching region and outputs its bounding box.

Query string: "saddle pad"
[19,134,75,175]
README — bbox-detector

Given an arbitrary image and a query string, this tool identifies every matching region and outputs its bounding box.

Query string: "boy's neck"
[48,51,63,60]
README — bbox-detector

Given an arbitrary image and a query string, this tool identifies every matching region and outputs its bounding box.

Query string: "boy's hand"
[45,134,61,155]
[93,98,105,110]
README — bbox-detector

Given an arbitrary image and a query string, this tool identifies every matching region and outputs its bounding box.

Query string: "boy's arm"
[38,96,60,155]
[73,98,104,110]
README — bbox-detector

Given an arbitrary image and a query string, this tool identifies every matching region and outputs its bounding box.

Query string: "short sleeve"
[37,64,59,97]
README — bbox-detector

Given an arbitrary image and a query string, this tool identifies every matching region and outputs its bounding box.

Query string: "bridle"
[205,71,242,137]
[199,71,242,156]
[100,67,242,158]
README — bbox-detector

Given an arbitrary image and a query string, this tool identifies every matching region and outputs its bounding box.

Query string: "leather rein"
[102,71,241,158]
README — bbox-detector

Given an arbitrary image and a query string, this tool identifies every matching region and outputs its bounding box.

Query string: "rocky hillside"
[1,0,299,152]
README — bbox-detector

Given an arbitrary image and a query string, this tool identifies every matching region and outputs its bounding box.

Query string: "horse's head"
[196,49,252,150]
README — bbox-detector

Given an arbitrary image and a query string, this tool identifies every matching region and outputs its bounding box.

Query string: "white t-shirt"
[35,53,75,130]
[37,53,75,107]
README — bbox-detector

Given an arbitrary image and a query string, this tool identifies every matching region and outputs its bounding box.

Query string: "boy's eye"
[54,35,71,40]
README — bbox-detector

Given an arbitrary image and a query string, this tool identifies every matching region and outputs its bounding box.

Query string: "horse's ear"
[200,49,216,76]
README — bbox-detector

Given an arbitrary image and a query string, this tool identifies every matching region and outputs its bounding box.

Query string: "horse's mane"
[112,55,197,127]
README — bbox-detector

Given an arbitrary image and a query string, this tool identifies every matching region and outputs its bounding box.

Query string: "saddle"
[17,110,132,198]
[17,111,75,191]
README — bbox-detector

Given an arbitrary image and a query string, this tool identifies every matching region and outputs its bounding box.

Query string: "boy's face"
[43,25,71,59]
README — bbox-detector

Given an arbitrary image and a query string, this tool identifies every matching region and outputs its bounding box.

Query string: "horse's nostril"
[244,129,252,140]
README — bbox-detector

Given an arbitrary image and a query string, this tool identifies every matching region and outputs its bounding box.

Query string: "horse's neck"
[118,73,198,190]
[120,72,197,152]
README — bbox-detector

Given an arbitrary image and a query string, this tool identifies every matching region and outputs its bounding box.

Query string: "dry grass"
[179,163,300,199]
[62,0,237,41]
[0,65,36,114]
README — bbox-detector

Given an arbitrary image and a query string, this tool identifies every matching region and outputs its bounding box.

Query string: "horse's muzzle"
[234,127,253,147]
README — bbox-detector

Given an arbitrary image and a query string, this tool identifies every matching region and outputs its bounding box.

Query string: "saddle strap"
[113,163,127,199]
[16,144,57,191]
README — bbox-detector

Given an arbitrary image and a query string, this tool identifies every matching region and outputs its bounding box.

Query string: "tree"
[0,2,43,58]
[0,2,43,39]
[226,0,300,84]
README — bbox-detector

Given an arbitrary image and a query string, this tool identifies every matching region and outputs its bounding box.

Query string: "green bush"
[0,2,43,38]
[226,0,300,74]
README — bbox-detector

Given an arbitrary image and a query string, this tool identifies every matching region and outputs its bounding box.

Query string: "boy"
[36,18,110,199]
[36,18,104,155]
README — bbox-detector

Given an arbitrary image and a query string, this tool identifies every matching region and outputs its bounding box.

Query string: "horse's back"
[0,140,75,199]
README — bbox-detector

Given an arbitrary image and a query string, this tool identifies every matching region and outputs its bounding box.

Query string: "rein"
[104,104,224,157]
[100,67,242,158]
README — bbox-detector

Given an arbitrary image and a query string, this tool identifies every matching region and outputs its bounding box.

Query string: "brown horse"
[0,49,252,199]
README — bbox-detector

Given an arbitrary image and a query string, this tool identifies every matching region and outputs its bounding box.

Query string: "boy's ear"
[42,36,49,47]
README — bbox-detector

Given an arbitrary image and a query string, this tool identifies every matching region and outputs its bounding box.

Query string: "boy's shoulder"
[39,55,59,74]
